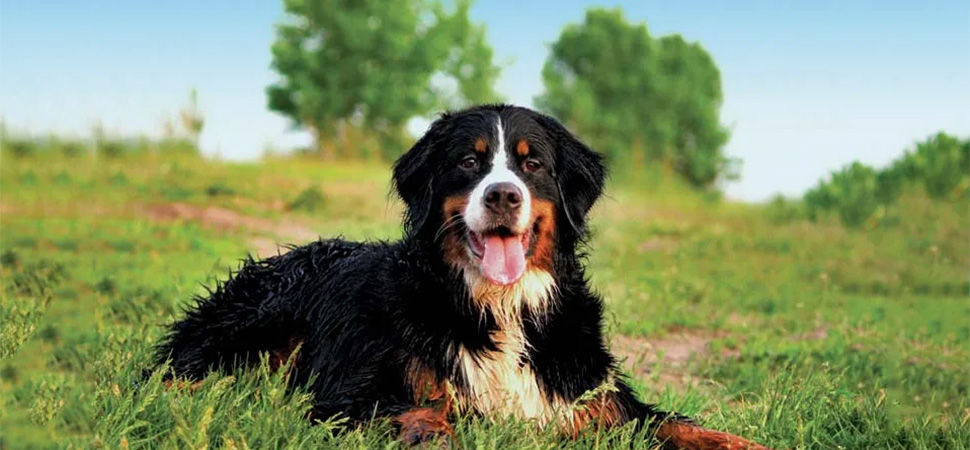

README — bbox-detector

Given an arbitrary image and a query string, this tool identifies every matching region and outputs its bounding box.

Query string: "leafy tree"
[536,8,730,187]
[267,0,500,159]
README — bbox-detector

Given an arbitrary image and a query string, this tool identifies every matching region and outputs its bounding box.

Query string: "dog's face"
[394,105,605,286]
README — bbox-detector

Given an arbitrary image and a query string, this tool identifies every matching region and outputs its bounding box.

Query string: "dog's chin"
[465,226,534,286]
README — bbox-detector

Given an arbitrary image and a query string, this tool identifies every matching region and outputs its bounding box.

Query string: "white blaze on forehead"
[463,117,532,233]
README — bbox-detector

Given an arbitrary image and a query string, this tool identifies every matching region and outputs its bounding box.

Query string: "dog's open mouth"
[467,226,533,286]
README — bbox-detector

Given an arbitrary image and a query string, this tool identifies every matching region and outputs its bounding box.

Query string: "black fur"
[155,105,682,436]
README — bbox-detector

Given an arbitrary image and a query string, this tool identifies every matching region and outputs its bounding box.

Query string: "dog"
[155,105,768,449]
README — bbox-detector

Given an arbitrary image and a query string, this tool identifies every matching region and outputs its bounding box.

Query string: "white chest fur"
[454,269,571,423]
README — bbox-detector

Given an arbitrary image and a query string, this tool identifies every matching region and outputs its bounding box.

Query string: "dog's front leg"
[394,369,455,445]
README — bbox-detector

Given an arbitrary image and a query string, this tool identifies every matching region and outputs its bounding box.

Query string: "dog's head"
[393,105,605,286]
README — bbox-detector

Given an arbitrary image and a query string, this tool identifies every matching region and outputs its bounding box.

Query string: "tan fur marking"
[529,199,556,271]
[268,337,303,372]
[442,195,469,219]
[404,360,449,405]
[516,139,529,156]
[656,422,771,450]
[474,137,488,153]
[395,407,454,445]
[441,195,471,268]
[569,393,625,437]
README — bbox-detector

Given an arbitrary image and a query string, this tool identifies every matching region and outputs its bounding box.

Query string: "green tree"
[267,0,500,159]
[536,8,730,187]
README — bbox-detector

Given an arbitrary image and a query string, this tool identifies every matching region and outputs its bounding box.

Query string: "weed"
[287,186,327,212]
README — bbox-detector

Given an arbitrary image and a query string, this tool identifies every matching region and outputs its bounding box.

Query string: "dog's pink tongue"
[481,235,526,285]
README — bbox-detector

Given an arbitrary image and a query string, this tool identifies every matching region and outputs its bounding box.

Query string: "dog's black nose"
[484,182,522,213]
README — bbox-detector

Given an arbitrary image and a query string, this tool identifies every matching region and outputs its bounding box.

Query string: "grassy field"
[1,149,967,449]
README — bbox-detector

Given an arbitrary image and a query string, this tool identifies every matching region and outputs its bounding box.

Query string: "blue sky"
[2,0,968,201]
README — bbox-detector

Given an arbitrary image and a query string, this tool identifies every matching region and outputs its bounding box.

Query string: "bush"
[805,161,898,227]
[903,132,969,198]
[765,194,804,224]
[818,162,881,227]
[97,138,130,158]
[287,186,327,213]
[804,133,967,227]
[158,137,199,155]
[205,182,236,197]
[2,137,41,157]
[873,164,904,206]
[51,137,87,157]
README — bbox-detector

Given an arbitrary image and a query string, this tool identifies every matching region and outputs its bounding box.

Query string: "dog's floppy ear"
[534,113,606,236]
[393,115,450,236]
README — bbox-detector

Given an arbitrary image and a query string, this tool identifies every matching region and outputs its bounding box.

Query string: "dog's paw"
[657,422,771,450]
[395,408,454,446]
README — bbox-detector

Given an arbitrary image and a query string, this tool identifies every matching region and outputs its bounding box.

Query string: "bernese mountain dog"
[155,105,768,449]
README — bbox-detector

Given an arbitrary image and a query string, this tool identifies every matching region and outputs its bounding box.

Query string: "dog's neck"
[462,268,557,329]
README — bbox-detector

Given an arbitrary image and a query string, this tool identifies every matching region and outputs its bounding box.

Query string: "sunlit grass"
[1,149,967,448]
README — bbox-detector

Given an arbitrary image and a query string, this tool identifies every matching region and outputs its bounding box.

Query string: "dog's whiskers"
[434,214,466,242]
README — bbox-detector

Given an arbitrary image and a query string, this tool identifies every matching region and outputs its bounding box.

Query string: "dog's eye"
[459,156,479,170]
[523,159,543,173]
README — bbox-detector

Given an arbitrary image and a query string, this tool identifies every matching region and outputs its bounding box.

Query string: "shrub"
[873,164,904,206]
[765,194,804,224]
[52,137,87,157]
[804,133,967,227]
[287,186,327,213]
[158,137,199,155]
[1,250,19,267]
[830,162,880,227]
[205,182,237,197]
[904,132,969,198]
[804,182,835,222]
[2,137,40,157]
[97,138,129,158]
[94,276,116,295]
[806,162,880,227]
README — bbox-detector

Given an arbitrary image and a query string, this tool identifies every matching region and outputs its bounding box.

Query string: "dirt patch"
[637,237,680,254]
[611,330,734,392]
[613,332,712,369]
[794,326,828,342]
[248,237,289,259]
[146,203,264,231]
[142,203,317,257]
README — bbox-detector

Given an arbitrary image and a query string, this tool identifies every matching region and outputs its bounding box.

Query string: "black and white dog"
[155,105,767,449]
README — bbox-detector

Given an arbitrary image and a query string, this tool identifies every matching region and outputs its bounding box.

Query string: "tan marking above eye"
[474,137,488,153]
[516,139,529,156]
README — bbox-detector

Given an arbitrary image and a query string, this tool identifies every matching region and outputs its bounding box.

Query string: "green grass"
[1,149,967,449]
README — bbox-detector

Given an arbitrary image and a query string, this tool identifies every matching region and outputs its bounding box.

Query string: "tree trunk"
[311,125,336,161]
